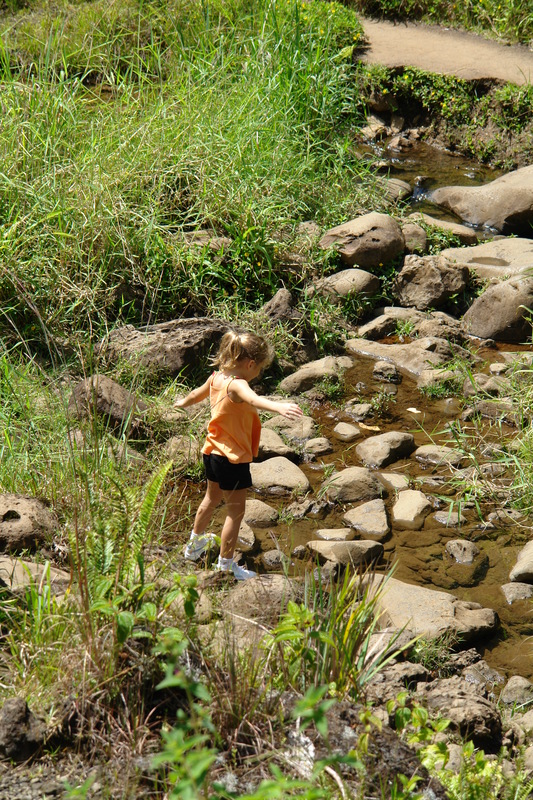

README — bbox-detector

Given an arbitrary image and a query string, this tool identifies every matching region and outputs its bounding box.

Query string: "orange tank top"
[202,373,261,464]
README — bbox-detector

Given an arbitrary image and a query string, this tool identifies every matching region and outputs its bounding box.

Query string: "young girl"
[174,330,303,580]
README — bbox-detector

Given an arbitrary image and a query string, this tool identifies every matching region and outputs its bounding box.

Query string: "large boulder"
[96,318,230,378]
[68,374,149,436]
[321,466,383,504]
[429,165,533,235]
[392,254,468,310]
[279,356,353,394]
[318,212,405,268]
[0,494,57,553]
[356,431,415,469]
[250,457,310,494]
[440,237,533,281]
[357,307,465,344]
[345,337,472,381]
[369,575,499,643]
[463,277,533,343]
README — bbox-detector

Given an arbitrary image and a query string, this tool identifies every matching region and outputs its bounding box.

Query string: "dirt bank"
[359,18,533,85]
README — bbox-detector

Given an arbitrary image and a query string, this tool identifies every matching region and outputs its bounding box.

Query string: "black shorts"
[203,453,252,491]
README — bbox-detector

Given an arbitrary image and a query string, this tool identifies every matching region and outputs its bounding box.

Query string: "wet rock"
[500,676,533,707]
[343,498,390,541]
[318,212,405,268]
[97,318,230,378]
[408,212,479,245]
[369,575,499,643]
[263,414,316,441]
[321,466,383,504]
[381,177,412,202]
[416,676,502,749]
[315,528,355,542]
[360,113,388,140]
[346,336,471,380]
[261,549,289,570]
[441,237,533,281]
[332,422,360,442]
[414,444,465,468]
[0,494,57,553]
[356,431,415,469]
[429,165,533,235]
[306,539,383,567]
[284,497,330,520]
[402,221,427,254]
[463,277,533,343]
[357,306,466,344]
[446,540,479,563]
[313,268,380,301]
[510,540,533,583]
[392,490,432,530]
[68,374,149,437]
[393,254,468,310]
[0,698,46,761]
[250,457,310,494]
[278,356,353,394]
[433,510,466,527]
[243,499,278,528]
[373,360,401,383]
[462,373,511,398]
[378,472,410,492]
[344,401,373,420]
[236,521,256,553]
[501,582,533,604]
[258,428,297,460]
[304,437,333,456]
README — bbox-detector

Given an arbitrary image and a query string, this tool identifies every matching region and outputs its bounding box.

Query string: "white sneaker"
[184,533,217,561]
[216,559,256,581]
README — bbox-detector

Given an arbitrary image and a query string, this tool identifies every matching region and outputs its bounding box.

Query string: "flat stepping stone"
[251,457,310,494]
[414,444,464,467]
[378,472,410,492]
[307,540,383,567]
[343,499,390,541]
[263,414,316,441]
[392,489,432,530]
[304,437,333,456]
[333,422,361,442]
[315,528,355,542]
[258,428,297,460]
[501,582,533,604]
[279,356,353,393]
[356,431,415,468]
[321,466,383,504]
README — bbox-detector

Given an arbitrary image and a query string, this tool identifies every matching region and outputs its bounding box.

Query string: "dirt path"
[359,18,533,85]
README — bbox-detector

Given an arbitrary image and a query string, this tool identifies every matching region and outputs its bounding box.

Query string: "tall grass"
[0,0,385,349]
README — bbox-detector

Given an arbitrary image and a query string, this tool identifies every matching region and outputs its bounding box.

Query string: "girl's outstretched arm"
[230,379,303,419]
[174,377,211,409]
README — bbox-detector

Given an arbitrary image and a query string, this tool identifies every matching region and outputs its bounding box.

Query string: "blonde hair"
[213,331,274,371]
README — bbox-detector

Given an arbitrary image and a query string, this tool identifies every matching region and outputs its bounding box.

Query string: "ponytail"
[213,331,274,371]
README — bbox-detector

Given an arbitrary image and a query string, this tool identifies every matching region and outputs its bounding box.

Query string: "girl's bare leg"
[219,488,247,559]
[192,480,224,535]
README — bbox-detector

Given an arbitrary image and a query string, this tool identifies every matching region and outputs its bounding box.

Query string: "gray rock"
[344,401,373,420]
[500,676,533,707]
[434,511,466,527]
[358,306,466,344]
[321,466,383,504]
[402,221,427,254]
[0,698,46,761]
[392,490,432,530]
[314,268,380,301]
[346,336,472,380]
[343,498,390,541]
[97,318,230,378]
[250,457,310,494]
[356,431,415,469]
[263,414,316,441]
[414,444,465,468]
[318,212,405,268]
[279,356,353,394]
[0,494,57,553]
[236,521,256,553]
[315,528,355,542]
[393,254,468,311]
[164,435,201,465]
[260,288,301,323]
[463,277,533,343]
[378,472,410,493]
[373,360,401,383]
[332,422,361,442]
[68,374,149,436]
[501,582,533,604]
[408,212,479,245]
[243,499,278,528]
[0,557,70,598]
[261,549,289,570]
[441,237,533,281]
[445,540,479,563]
[258,428,297,460]
[307,539,383,567]
[304,437,333,456]
[510,540,533,583]
[430,165,533,235]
